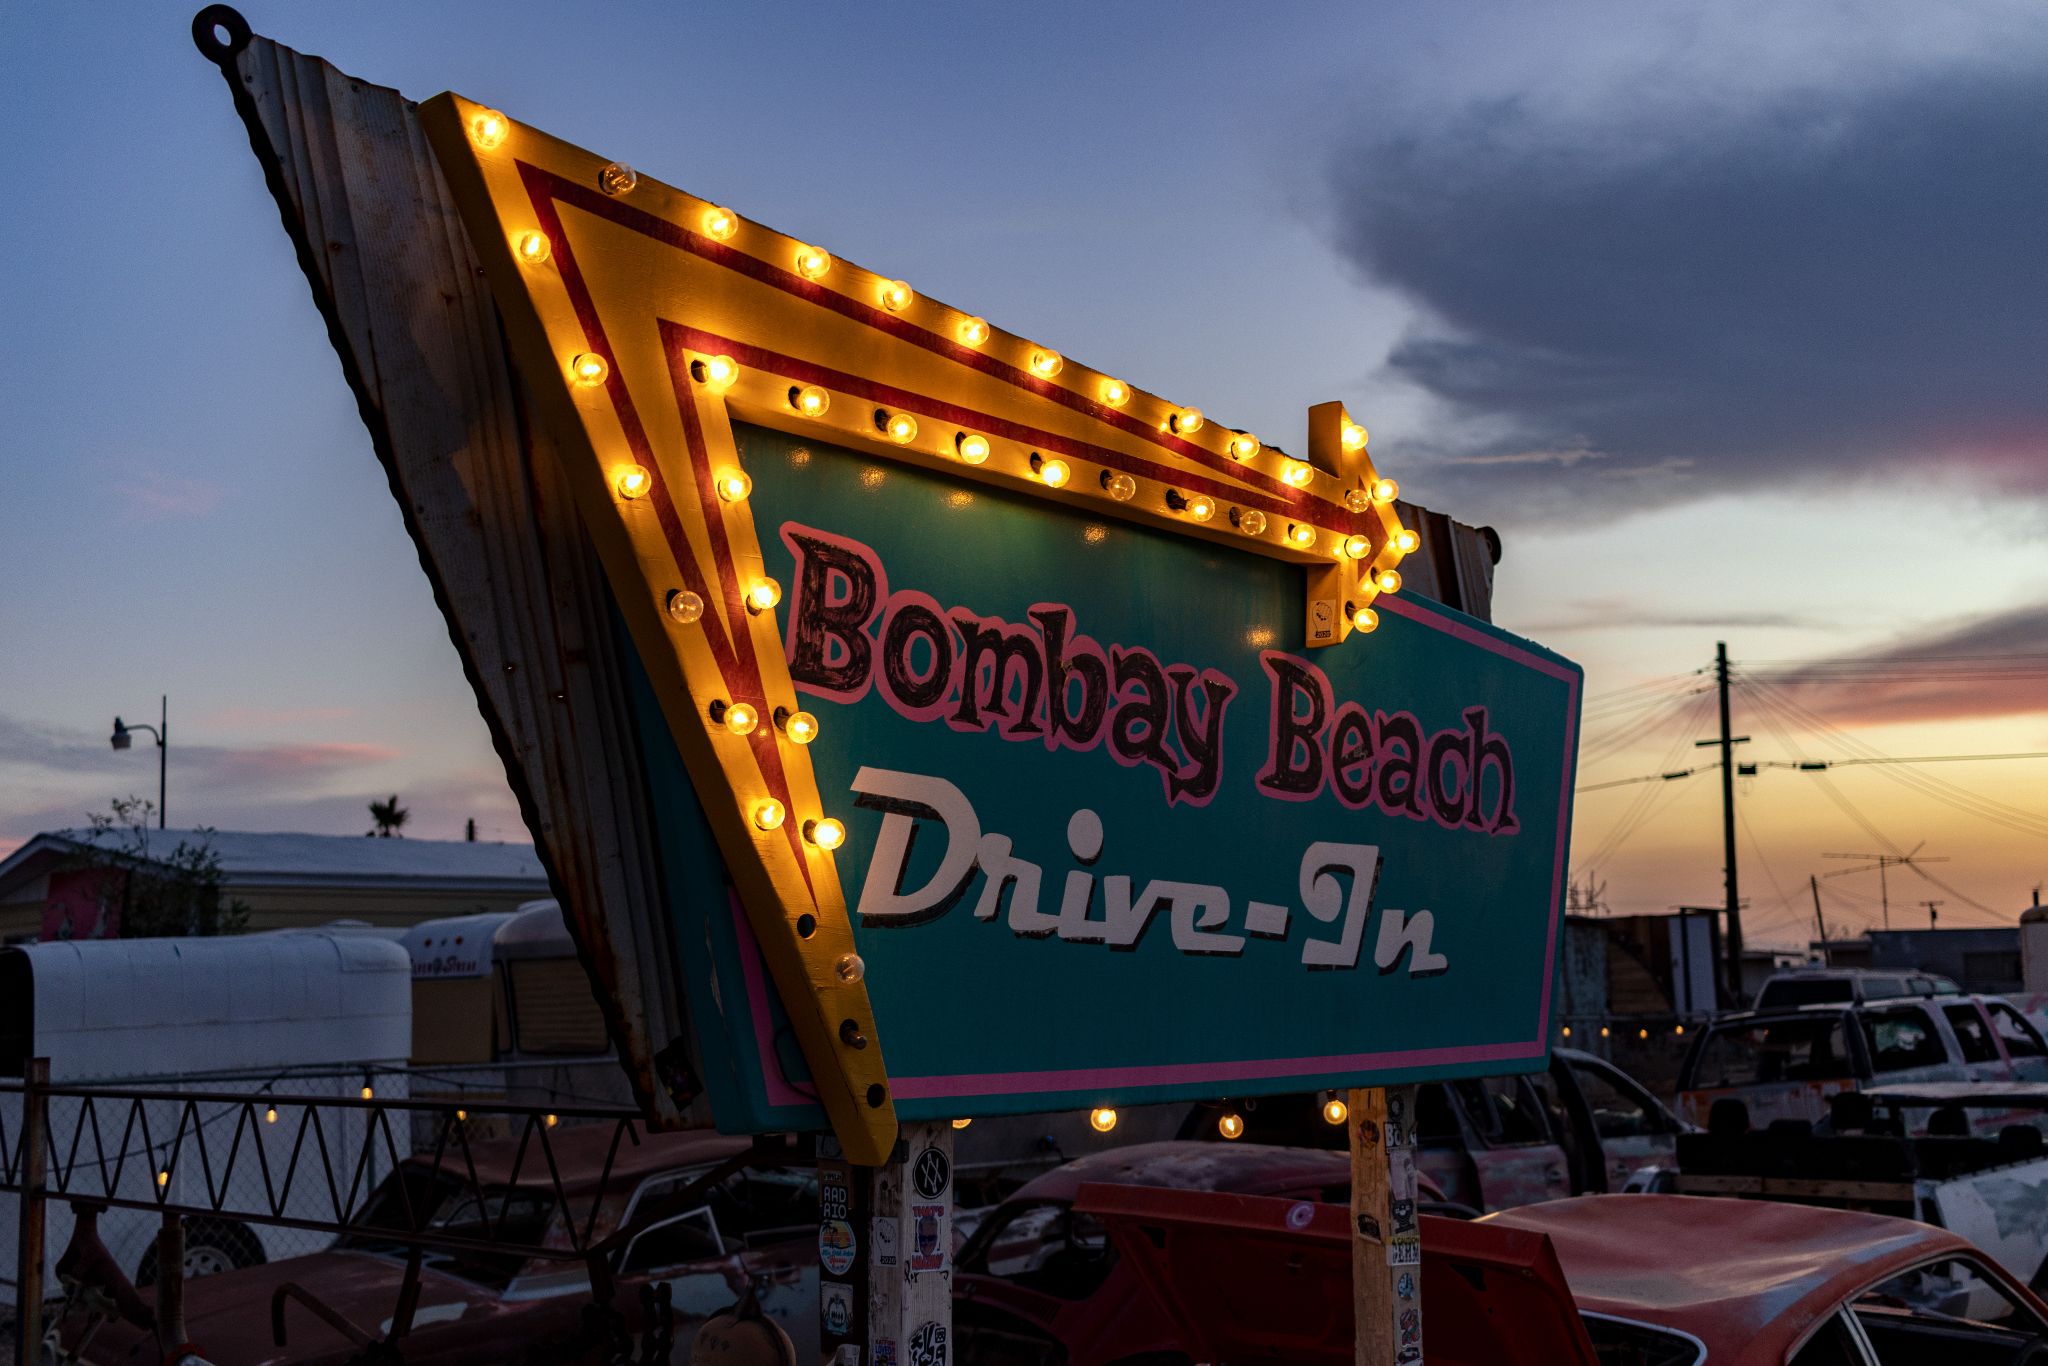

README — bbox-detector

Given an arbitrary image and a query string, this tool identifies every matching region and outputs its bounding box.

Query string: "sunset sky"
[2,2,2042,945]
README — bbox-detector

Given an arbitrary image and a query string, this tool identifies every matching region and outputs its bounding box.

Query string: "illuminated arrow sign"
[423,98,1578,1162]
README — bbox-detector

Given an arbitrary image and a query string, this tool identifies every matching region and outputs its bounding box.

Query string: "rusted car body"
[65,1126,819,1365]
[1078,1186,2048,1365]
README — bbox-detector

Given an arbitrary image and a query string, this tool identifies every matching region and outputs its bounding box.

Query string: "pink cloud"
[199,705,358,731]
[208,742,401,784]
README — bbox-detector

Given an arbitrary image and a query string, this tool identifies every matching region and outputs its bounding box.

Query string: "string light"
[1229,433,1261,461]
[1101,379,1131,407]
[469,109,508,149]
[599,162,637,196]
[1676,1024,1687,1036]
[158,1170,170,1188]
[515,231,551,265]
[1563,1026,1573,1039]
[780,709,820,744]
[746,579,782,613]
[1375,569,1402,595]
[545,1114,559,1128]
[834,953,865,984]
[794,245,832,280]
[1089,1107,1119,1133]
[805,818,847,850]
[884,412,919,444]
[456,1110,468,1122]
[719,702,759,736]
[1185,494,1217,522]
[880,280,914,311]
[1393,528,1421,554]
[1601,1026,1611,1039]
[264,1106,278,1124]
[959,317,990,346]
[753,798,786,830]
[791,385,831,417]
[1237,509,1267,536]
[570,353,608,387]
[956,433,991,463]
[1029,349,1064,378]
[615,465,653,500]
[716,469,751,502]
[1282,460,1314,487]
[666,589,704,624]
[1171,407,1204,435]
[1102,471,1137,501]
[1035,457,1071,488]
[1371,477,1400,504]
[361,1085,375,1100]
[703,205,739,241]
[699,354,739,391]
[1351,606,1379,633]
[1344,534,1372,559]
[1323,1096,1349,1126]
[1341,422,1369,452]
[1287,523,1316,548]
[1218,1113,1245,1140]
[1639,1028,1649,1040]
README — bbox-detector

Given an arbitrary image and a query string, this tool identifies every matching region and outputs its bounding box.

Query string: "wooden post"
[867,1122,953,1366]
[13,1058,49,1366]
[1351,1086,1421,1365]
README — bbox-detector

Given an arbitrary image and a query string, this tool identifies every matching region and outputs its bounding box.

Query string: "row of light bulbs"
[1560,1024,1686,1040]
[1076,1092,1351,1138]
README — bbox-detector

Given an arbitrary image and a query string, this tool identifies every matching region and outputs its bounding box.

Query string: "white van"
[0,931,411,1303]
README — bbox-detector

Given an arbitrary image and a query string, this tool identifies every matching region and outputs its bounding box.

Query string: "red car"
[63,1125,821,1365]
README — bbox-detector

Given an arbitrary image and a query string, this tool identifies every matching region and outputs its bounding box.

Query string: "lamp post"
[110,695,167,829]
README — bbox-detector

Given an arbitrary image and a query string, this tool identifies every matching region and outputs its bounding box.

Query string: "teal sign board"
[646,425,1581,1127]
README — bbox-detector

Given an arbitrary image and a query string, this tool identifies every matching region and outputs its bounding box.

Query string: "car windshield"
[1582,1313,1702,1366]
[956,1199,1117,1301]
[1689,1016,1854,1088]
[341,1168,560,1292]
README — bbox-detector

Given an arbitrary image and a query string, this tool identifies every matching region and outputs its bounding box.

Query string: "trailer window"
[1689,1017,1853,1089]
[1988,1003,2048,1060]
[1862,1007,1947,1074]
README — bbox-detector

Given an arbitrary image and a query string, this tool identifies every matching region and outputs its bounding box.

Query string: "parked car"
[953,1139,1452,1366]
[59,1125,820,1365]
[1677,995,2048,1128]
[1178,1047,1688,1211]
[1754,965,1960,1009]
[1079,1184,2048,1365]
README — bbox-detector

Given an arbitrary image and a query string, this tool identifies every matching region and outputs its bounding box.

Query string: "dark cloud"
[1757,600,2048,725]
[1325,58,2048,521]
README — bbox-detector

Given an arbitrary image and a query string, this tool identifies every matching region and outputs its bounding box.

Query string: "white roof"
[0,828,550,893]
[400,899,574,979]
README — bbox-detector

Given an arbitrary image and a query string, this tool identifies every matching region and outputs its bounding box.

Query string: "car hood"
[80,1250,499,1366]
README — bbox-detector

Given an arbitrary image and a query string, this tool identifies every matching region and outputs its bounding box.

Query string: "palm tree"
[367,795,409,838]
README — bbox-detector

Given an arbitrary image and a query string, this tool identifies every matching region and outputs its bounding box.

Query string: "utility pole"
[1697,644,1749,1005]
[1822,848,1948,931]
[1922,899,1943,929]
[1810,875,1829,954]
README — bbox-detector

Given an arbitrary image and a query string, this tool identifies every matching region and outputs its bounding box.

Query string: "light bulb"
[834,952,865,984]
[599,162,637,196]
[959,316,990,346]
[1287,523,1316,548]
[1101,379,1131,407]
[1601,1026,1611,1038]
[1344,534,1372,559]
[666,589,705,624]
[1639,1028,1649,1040]
[1102,472,1137,501]
[952,1118,973,1130]
[1344,488,1371,513]
[455,1109,468,1121]
[361,1085,375,1100]
[570,353,609,387]
[1376,569,1402,595]
[1218,1113,1245,1140]
[1089,1107,1118,1133]
[158,1170,170,1188]
[1171,407,1204,435]
[880,279,914,311]
[1563,1026,1573,1039]
[956,433,991,463]
[1676,1024,1686,1035]
[791,384,831,417]
[265,1106,278,1124]
[753,798,786,830]
[885,412,919,444]
[1351,606,1379,633]
[716,469,751,502]
[747,579,782,612]
[1371,477,1400,504]
[1229,433,1261,461]
[1393,528,1420,554]
[1342,422,1369,452]
[703,206,739,241]
[545,1113,559,1128]
[795,245,832,280]
[1186,494,1217,522]
[782,710,820,744]
[721,701,759,736]
[1037,458,1071,488]
[805,817,846,850]
[1238,509,1267,536]
[515,231,551,265]
[1322,1097,1349,1126]
[1030,349,1064,378]
[1282,460,1314,487]
[615,465,653,500]
[469,109,508,149]
[700,354,739,391]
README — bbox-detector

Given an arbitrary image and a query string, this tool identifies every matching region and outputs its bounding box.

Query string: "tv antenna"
[1822,844,1948,930]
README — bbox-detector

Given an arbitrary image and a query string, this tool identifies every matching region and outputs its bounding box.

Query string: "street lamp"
[110,695,167,829]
